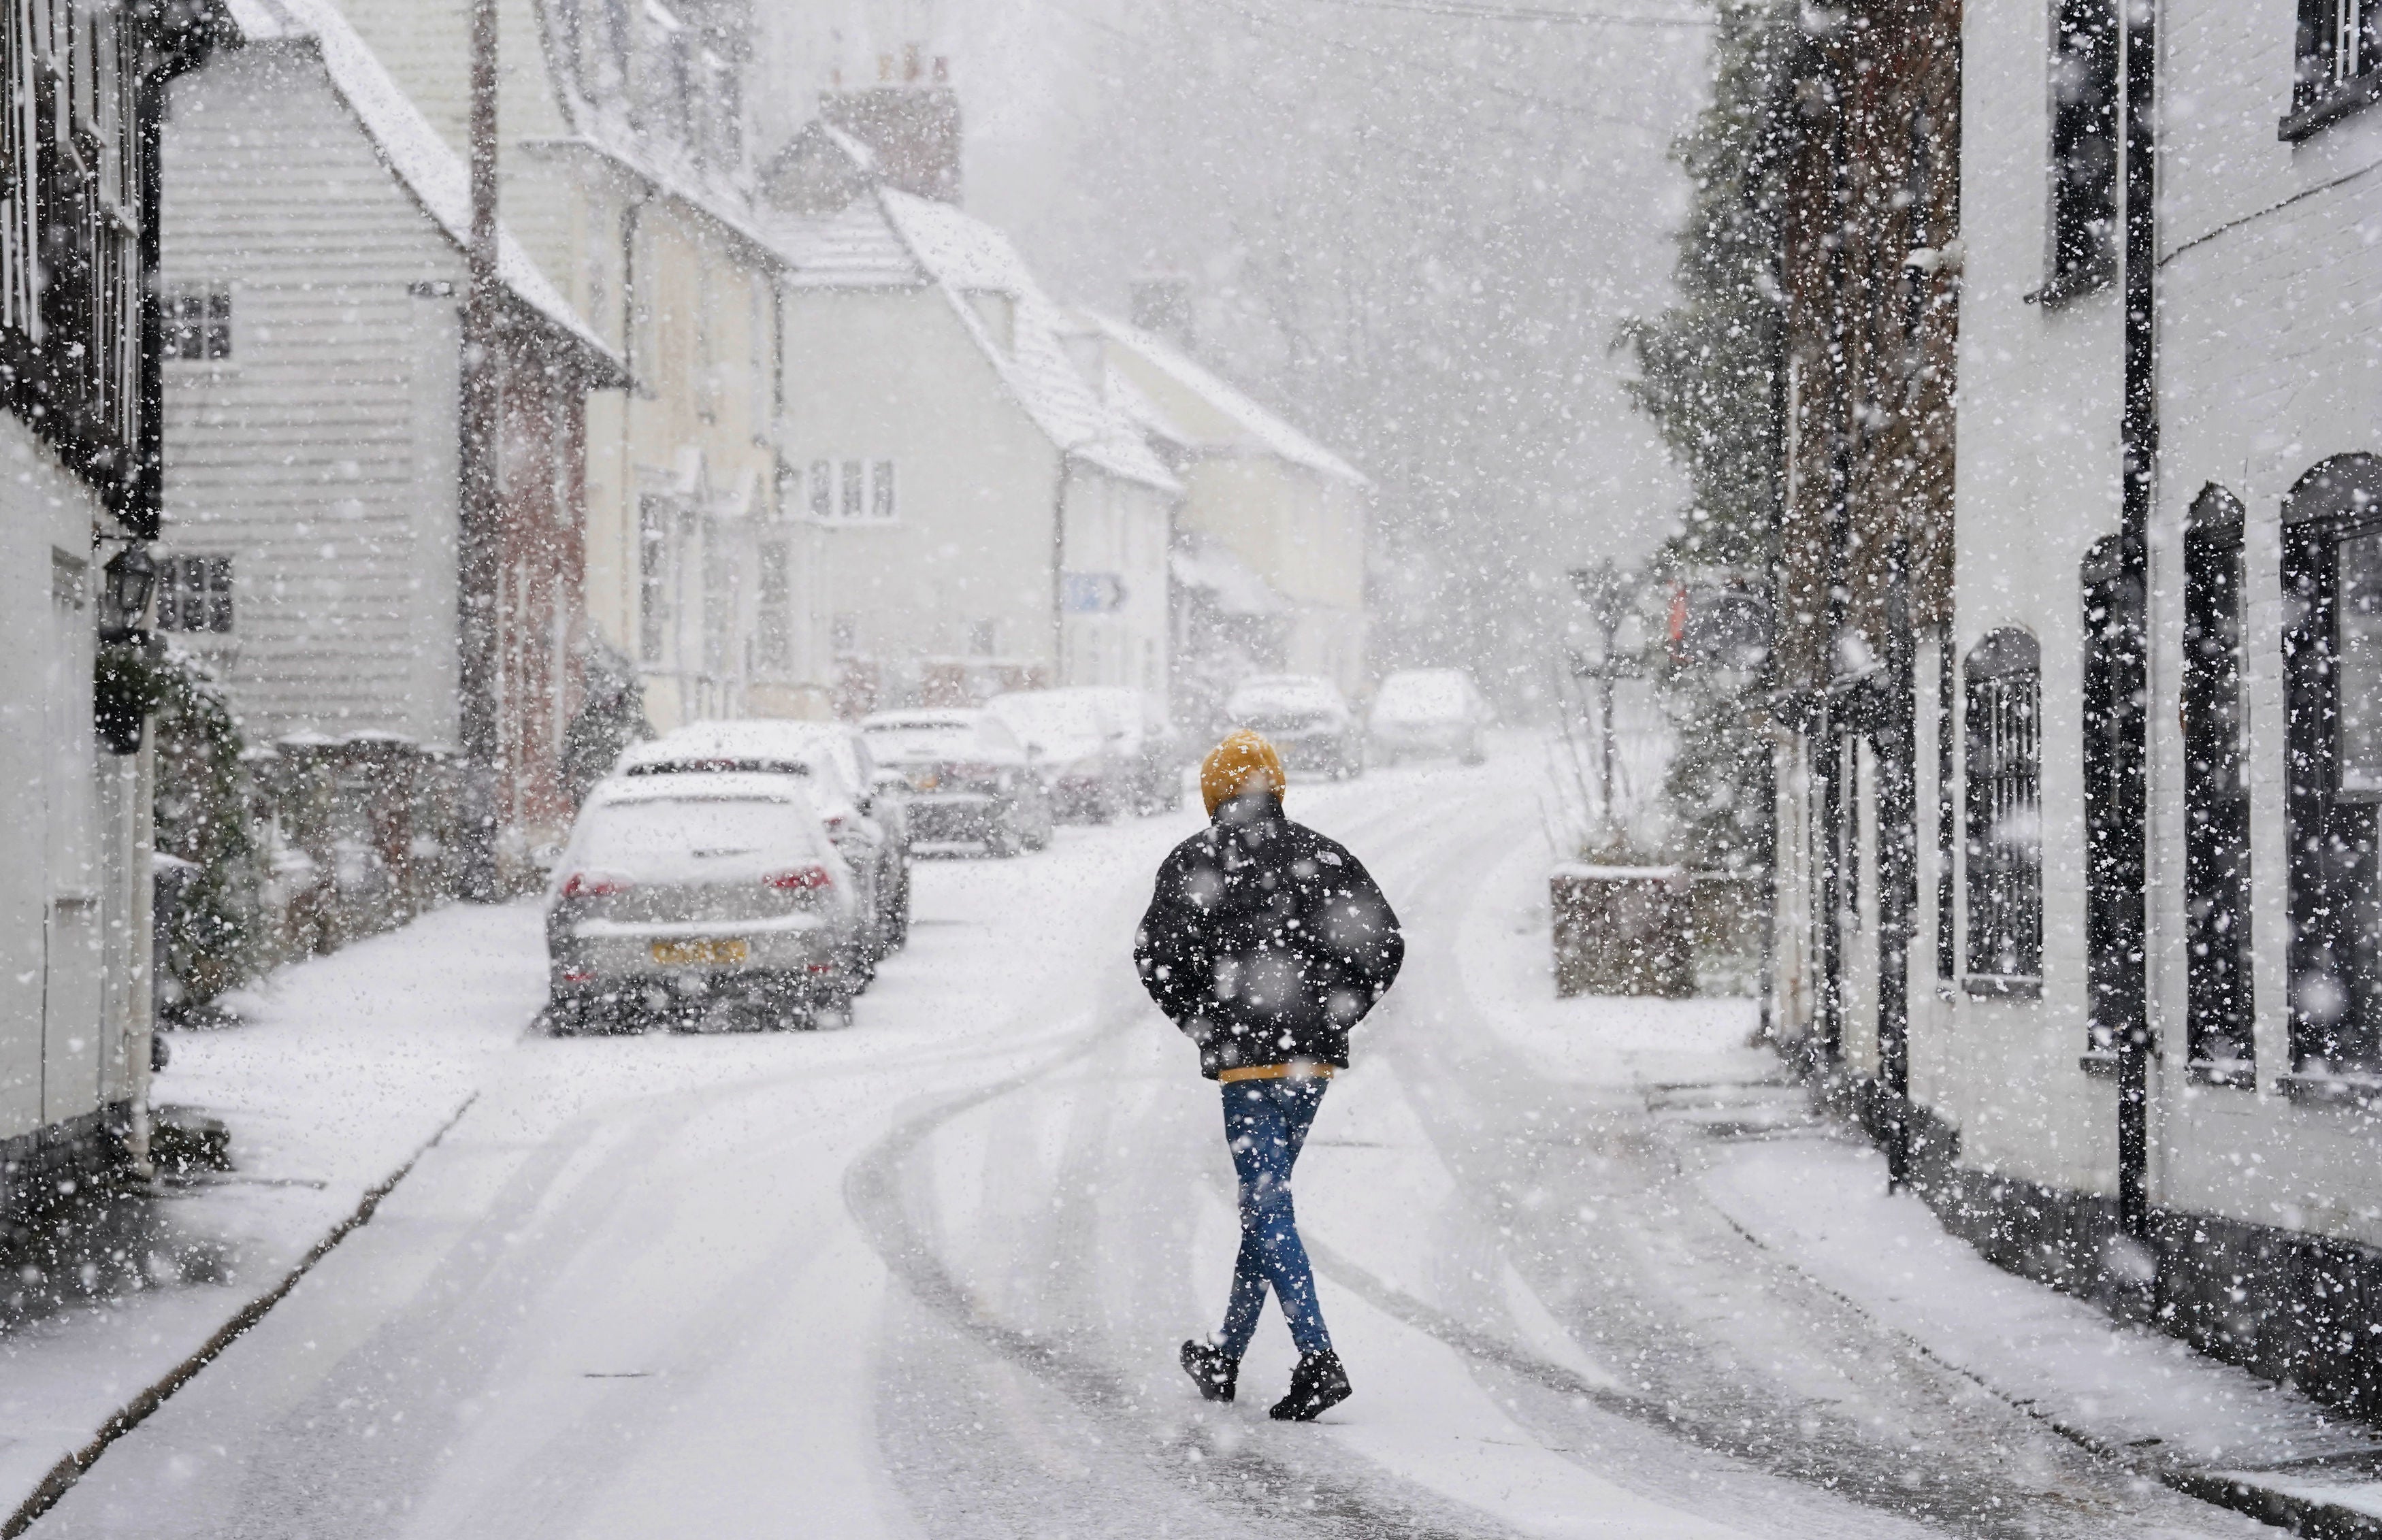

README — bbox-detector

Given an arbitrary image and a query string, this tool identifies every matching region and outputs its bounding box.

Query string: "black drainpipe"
[2115,0,2159,1245]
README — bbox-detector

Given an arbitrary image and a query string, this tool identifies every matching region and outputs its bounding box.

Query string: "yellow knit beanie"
[1200,730,1287,816]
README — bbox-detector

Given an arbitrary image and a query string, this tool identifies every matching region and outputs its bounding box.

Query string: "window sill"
[2280,71,2382,142]
[2023,259,2114,309]
[2187,1058,2256,1088]
[1963,974,2043,1000]
[2279,1070,2382,1107]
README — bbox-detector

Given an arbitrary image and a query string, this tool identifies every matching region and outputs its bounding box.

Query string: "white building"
[1086,311,1371,719]
[760,116,1178,715]
[1,5,219,1209]
[1778,0,2382,1415]
[158,0,623,853]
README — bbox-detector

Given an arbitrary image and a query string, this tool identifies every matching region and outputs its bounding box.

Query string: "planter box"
[1550,864,1692,998]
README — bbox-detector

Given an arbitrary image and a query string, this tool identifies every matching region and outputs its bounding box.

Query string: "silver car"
[544,774,865,1032]
[616,719,911,962]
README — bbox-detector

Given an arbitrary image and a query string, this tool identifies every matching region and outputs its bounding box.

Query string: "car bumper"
[1373,723,1473,754]
[551,915,844,989]
[904,792,1007,843]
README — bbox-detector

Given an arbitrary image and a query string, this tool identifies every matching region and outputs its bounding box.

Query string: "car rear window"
[572,797,821,866]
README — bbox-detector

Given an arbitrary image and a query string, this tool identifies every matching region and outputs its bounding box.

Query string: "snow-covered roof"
[221,0,622,381]
[764,195,920,288]
[767,174,1177,495]
[1086,314,1367,487]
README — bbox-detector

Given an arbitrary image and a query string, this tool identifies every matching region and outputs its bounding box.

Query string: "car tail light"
[561,872,629,898]
[767,865,835,891]
[823,814,846,834]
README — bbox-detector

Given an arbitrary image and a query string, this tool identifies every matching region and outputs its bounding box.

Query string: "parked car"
[858,708,1055,855]
[616,719,911,962]
[1224,674,1365,779]
[988,688,1138,823]
[1078,687,1188,813]
[544,773,865,1032]
[1369,668,1491,766]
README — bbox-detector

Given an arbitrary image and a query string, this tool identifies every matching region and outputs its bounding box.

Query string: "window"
[638,497,668,663]
[1965,629,2043,982]
[164,283,231,361]
[2285,0,2381,137]
[830,612,859,657]
[156,554,232,633]
[809,459,897,523]
[2043,0,2119,301]
[2082,538,2147,1052]
[2183,491,2253,1077]
[968,619,997,657]
[2283,454,2382,1075]
[757,540,792,672]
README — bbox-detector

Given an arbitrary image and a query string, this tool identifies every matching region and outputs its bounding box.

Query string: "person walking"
[1135,730,1405,1421]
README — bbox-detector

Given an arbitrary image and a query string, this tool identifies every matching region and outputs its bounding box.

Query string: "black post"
[1878,541,1918,1185]
[457,0,503,901]
[2115,0,2159,1245]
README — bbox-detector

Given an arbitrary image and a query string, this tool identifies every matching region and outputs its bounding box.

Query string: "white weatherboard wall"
[0,414,119,1143]
[160,44,468,744]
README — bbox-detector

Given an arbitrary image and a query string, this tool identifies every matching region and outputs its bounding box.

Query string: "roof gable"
[221,0,620,377]
[1088,314,1365,486]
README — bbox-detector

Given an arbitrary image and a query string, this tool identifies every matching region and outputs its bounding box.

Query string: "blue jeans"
[1217,1077,1333,1358]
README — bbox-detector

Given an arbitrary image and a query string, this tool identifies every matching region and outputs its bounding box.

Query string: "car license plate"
[909,769,940,791]
[651,938,749,966]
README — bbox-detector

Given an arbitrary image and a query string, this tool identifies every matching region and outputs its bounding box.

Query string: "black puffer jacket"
[1134,793,1404,1079]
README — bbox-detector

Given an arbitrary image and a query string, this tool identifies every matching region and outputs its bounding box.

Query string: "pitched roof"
[1086,314,1366,487]
[221,0,623,381]
[772,183,1176,493]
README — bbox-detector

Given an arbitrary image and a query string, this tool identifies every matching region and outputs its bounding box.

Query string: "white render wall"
[160,47,468,747]
[783,285,1069,677]
[1060,470,1171,697]
[0,413,117,1143]
[1927,0,2134,1199]
[2144,0,2382,1247]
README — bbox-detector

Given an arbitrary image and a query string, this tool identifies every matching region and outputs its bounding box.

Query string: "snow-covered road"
[22,753,2283,1538]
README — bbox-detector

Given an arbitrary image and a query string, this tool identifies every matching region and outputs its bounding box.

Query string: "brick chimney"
[819,50,961,204]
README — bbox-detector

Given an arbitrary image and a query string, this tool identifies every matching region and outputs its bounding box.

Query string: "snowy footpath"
[5,747,2379,1537]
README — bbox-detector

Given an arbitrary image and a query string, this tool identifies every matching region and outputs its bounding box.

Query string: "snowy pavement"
[5,748,2376,1537]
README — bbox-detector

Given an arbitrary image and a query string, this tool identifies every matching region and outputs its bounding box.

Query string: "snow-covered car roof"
[585,771,822,810]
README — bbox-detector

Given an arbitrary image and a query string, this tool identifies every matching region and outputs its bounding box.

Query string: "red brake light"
[561,872,629,898]
[768,865,834,891]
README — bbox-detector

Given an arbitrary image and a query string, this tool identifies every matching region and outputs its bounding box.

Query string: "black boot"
[1179,1339,1238,1403]
[1269,1349,1351,1422]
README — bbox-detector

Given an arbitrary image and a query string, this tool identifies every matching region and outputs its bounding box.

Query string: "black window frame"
[2282,0,2381,140]
[2037,0,2119,305]
[155,551,231,633]
[1965,627,2044,986]
[162,280,228,361]
[2183,488,2254,1079]
[2283,455,2382,1077]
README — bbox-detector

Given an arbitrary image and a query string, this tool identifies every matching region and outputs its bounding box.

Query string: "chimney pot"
[877,53,894,82]
[904,42,921,82]
[933,55,949,82]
